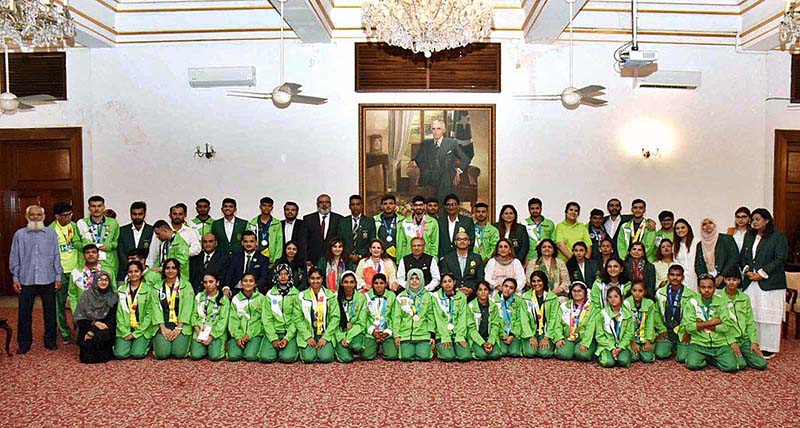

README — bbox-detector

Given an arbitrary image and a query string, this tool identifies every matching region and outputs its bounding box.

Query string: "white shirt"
[224,217,235,242]
[174,224,201,257]
[733,228,747,252]
[283,219,295,243]
[319,212,329,239]
[203,251,215,266]
[396,256,441,291]
[605,215,622,238]
[448,216,458,243]
[132,224,144,248]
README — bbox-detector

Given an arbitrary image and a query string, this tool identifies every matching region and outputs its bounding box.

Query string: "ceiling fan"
[515,0,607,109]
[227,0,326,109]
[0,44,57,115]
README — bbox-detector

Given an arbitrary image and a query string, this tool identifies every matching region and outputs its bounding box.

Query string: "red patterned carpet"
[1,308,799,428]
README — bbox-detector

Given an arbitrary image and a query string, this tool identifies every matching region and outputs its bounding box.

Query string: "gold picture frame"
[358,104,496,216]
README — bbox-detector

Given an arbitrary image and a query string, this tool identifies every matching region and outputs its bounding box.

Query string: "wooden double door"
[0,127,83,294]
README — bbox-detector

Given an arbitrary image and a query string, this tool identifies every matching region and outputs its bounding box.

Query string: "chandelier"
[0,0,76,49]
[779,1,800,51]
[362,0,494,58]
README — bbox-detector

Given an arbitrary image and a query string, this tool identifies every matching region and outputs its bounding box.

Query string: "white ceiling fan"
[515,0,607,109]
[0,44,57,115]
[227,0,327,109]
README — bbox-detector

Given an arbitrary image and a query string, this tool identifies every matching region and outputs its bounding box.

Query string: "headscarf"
[700,217,720,272]
[73,270,119,322]
[406,268,424,298]
[272,263,294,296]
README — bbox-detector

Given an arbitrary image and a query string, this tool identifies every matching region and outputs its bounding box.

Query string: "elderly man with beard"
[10,205,63,354]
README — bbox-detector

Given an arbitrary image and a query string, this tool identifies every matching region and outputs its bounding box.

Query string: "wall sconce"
[642,147,660,159]
[194,143,216,160]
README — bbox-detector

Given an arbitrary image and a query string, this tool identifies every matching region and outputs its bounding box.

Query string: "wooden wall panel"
[355,42,500,92]
[0,52,67,99]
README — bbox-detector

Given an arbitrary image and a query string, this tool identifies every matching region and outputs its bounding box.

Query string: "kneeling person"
[296,268,338,363]
[362,274,398,360]
[393,268,435,361]
[718,271,767,370]
[335,272,369,363]
[191,272,229,361]
[595,286,634,368]
[681,275,739,372]
[114,261,155,359]
[432,273,471,362]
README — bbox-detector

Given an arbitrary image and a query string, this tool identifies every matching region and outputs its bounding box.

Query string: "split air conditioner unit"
[188,66,256,88]
[635,70,701,90]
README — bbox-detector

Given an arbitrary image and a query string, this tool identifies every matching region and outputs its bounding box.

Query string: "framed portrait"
[358,104,496,216]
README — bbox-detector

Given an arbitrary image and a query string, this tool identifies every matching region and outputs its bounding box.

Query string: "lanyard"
[474,224,485,251]
[90,218,106,244]
[437,291,454,324]
[259,219,272,246]
[568,301,587,340]
[414,216,426,238]
[200,293,220,326]
[630,220,645,243]
[344,299,356,323]
[410,291,426,317]
[589,226,606,241]
[612,312,622,346]
[381,215,396,238]
[667,286,683,317]
[501,296,513,334]
[313,290,326,336]
[371,294,388,331]
[127,284,140,329]
[632,301,646,342]
[701,302,715,320]
[161,238,173,267]
[532,293,546,335]
[163,280,180,323]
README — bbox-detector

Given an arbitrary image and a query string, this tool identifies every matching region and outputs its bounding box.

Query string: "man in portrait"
[409,119,471,204]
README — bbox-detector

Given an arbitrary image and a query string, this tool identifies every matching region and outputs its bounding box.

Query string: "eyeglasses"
[697,274,715,280]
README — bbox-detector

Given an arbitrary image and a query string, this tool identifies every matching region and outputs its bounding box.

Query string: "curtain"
[387,110,415,192]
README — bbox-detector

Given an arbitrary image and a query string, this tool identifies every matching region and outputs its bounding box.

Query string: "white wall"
[0,40,781,230]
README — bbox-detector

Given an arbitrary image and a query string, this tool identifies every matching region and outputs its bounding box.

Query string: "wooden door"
[0,127,83,294]
[774,130,800,268]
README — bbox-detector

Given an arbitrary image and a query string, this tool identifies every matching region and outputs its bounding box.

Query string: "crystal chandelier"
[362,0,494,58]
[779,1,800,51]
[0,0,76,49]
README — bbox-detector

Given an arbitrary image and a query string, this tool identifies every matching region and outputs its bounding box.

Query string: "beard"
[318,207,331,215]
[132,218,145,226]
[27,220,45,231]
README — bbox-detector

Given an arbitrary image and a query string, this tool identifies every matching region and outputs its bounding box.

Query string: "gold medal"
[413,314,420,322]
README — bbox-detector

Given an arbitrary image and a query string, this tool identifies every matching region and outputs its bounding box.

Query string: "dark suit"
[414,137,470,203]
[439,251,485,300]
[739,231,789,291]
[303,211,343,264]
[281,218,309,263]
[211,217,248,256]
[437,214,475,259]
[117,223,154,279]
[603,214,633,253]
[568,259,599,289]
[224,250,271,294]
[189,250,231,293]
[338,215,376,260]
[494,223,529,263]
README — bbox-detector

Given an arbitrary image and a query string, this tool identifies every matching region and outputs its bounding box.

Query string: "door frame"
[773,129,800,233]
[0,127,84,294]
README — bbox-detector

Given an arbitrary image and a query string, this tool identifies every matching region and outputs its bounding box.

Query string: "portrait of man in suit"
[359,105,495,216]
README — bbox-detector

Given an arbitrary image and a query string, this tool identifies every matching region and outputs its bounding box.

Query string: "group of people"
[9,193,788,371]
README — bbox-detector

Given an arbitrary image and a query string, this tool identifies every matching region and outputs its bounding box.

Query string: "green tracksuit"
[295,288,339,363]
[374,213,405,261]
[520,290,561,358]
[191,216,215,239]
[151,278,194,359]
[396,215,439,261]
[554,299,596,361]
[114,281,155,359]
[260,287,300,363]
[227,290,263,362]
[190,291,230,361]
[431,290,471,362]
[654,285,699,362]
[623,296,657,363]
[363,289,399,360]
[595,306,635,368]
[50,220,83,340]
[473,223,500,262]
[466,299,503,360]
[590,279,631,312]
[681,294,739,372]
[77,216,120,275]
[152,232,191,282]
[616,218,657,262]
[524,216,556,261]
[717,290,767,370]
[491,293,529,357]
[334,292,369,363]
[393,289,436,361]
[69,265,115,316]
[247,216,284,261]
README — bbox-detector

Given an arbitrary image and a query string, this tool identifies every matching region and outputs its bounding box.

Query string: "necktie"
[353,217,359,240]
[204,253,211,269]
[245,254,252,272]
[320,215,327,238]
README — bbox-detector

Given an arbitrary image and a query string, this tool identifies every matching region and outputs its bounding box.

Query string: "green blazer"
[493,222,530,263]
[695,234,738,281]
[739,231,789,292]
[211,217,249,256]
[437,214,475,259]
[568,259,599,288]
[338,215,377,259]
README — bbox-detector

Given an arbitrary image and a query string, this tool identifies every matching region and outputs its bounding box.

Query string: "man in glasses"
[49,202,83,344]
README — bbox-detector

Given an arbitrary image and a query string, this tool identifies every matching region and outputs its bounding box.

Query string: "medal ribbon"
[90,219,107,244]
[630,220,645,244]
[612,312,622,347]
[533,294,546,336]
[381,216,396,241]
[81,266,100,291]
[568,301,588,340]
[474,224,485,252]
[313,290,326,336]
[701,302,715,321]
[164,281,180,323]
[200,293,220,326]
[372,295,388,331]
[259,219,271,257]
[501,296,513,334]
[415,216,426,238]
[127,284,140,329]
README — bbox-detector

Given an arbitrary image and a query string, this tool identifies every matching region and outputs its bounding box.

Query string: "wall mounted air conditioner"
[635,70,701,89]
[188,66,256,88]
